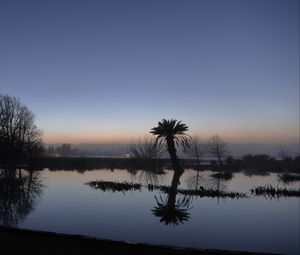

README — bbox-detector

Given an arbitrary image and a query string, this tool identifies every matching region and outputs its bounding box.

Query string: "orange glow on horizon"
[43,128,298,145]
[43,132,143,144]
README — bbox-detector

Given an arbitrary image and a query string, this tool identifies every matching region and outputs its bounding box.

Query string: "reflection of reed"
[130,169,165,186]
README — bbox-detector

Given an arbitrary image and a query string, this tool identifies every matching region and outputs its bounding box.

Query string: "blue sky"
[0,0,298,144]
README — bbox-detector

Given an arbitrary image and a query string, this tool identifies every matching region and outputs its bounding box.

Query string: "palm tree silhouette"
[150,119,189,169]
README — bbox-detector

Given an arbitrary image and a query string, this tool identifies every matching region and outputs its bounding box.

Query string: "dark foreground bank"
[0,226,281,255]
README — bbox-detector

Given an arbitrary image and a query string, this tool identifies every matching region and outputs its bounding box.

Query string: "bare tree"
[0,94,42,164]
[25,125,43,162]
[130,137,164,159]
[277,146,291,160]
[206,135,228,165]
[277,145,293,172]
[185,136,204,166]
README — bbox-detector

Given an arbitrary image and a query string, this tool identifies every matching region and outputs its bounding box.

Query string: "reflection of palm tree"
[152,170,192,225]
[0,168,43,227]
[150,119,189,169]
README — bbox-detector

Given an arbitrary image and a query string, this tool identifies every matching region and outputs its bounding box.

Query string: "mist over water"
[46,142,299,158]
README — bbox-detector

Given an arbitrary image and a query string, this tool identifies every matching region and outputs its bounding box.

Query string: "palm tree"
[150,119,189,169]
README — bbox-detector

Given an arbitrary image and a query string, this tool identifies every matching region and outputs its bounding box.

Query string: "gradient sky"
[0,0,298,144]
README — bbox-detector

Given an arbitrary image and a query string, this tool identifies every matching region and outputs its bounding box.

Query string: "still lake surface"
[1,168,299,254]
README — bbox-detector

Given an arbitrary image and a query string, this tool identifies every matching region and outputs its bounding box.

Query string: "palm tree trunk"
[166,136,180,170]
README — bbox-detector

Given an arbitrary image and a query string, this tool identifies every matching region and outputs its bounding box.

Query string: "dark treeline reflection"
[16,156,299,176]
[0,168,43,227]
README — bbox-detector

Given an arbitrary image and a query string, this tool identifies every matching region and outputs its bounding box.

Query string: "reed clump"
[87,181,247,199]
[148,184,247,199]
[177,188,246,199]
[251,185,300,198]
[278,173,300,183]
[87,180,141,192]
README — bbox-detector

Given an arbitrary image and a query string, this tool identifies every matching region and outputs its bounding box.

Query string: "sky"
[0,0,299,146]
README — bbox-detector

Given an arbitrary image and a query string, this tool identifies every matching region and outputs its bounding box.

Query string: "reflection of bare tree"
[131,169,165,186]
[185,171,233,204]
[185,171,233,192]
[209,172,233,190]
[0,168,44,227]
[207,176,226,191]
[152,170,192,225]
[185,171,207,191]
[207,172,234,204]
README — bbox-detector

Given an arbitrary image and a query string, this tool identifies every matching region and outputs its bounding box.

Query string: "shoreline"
[0,226,281,255]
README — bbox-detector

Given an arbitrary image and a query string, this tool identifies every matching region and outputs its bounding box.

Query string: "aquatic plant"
[148,184,246,199]
[87,180,247,199]
[177,188,246,199]
[251,185,300,198]
[87,180,141,192]
[278,173,300,184]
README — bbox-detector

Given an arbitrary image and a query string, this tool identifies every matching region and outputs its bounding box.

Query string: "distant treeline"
[220,154,300,173]
[25,157,167,172]
[5,154,298,174]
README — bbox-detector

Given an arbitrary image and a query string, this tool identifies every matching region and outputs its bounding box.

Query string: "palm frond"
[150,119,190,150]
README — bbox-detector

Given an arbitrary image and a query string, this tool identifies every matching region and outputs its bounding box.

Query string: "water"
[0,168,299,254]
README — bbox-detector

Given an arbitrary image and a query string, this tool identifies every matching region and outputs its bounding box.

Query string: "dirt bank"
[0,226,280,255]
